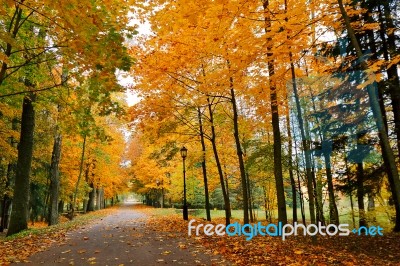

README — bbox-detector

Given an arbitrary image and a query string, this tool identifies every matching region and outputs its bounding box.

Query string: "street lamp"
[180,146,188,220]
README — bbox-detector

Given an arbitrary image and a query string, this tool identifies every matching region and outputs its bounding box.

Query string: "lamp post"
[180,146,188,220]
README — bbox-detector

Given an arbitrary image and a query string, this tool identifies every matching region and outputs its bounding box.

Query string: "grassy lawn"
[147,205,395,231]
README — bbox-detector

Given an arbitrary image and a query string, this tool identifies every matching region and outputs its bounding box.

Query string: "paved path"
[21,203,229,265]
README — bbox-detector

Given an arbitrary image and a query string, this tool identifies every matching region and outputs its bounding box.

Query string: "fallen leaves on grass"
[0,208,116,265]
[140,207,400,266]
[0,230,66,264]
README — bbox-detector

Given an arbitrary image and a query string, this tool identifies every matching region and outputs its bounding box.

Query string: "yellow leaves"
[355,72,382,90]
[87,257,97,264]
[0,31,18,48]
[355,59,384,90]
[0,52,10,65]
[161,250,171,255]
[178,244,187,249]
[360,22,380,31]
[293,249,304,255]
[387,54,400,69]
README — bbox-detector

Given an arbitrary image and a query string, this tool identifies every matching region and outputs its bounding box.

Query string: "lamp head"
[180,146,187,159]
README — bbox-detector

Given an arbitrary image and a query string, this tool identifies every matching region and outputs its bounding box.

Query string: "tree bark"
[343,150,356,228]
[207,97,231,225]
[229,86,249,224]
[263,0,287,224]
[247,173,254,223]
[7,94,36,236]
[87,183,96,212]
[96,187,101,210]
[357,161,367,227]
[0,164,13,232]
[291,115,307,224]
[309,89,340,225]
[58,200,64,214]
[290,68,316,225]
[0,124,17,232]
[48,130,62,226]
[197,107,211,221]
[285,110,297,223]
[323,146,340,225]
[70,134,87,219]
[380,1,400,155]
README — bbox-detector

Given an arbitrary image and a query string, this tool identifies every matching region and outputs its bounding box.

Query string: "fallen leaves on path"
[139,207,400,266]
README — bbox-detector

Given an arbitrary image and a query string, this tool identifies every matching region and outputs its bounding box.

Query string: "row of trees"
[128,0,400,231]
[0,0,135,236]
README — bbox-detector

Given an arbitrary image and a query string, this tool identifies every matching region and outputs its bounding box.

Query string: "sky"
[120,16,152,107]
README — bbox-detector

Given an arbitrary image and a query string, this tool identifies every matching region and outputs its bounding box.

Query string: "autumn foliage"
[1,0,400,264]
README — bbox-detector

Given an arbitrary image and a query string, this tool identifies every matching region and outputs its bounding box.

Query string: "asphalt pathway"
[21,203,230,266]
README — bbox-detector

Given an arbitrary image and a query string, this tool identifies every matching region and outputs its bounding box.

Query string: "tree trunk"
[286,103,297,223]
[96,187,101,210]
[7,94,36,236]
[207,97,231,225]
[289,47,316,226]
[58,200,64,214]
[315,169,325,224]
[309,90,340,225]
[357,162,367,227]
[87,183,96,212]
[263,0,287,224]
[197,107,211,221]
[229,86,249,224]
[291,115,307,225]
[48,130,62,226]
[263,186,269,221]
[0,159,16,232]
[343,152,356,228]
[0,195,11,232]
[323,150,340,225]
[368,193,375,211]
[82,160,91,213]
[380,2,400,155]
[247,173,254,223]
[70,134,87,219]
[338,0,400,231]
[290,70,316,225]
[101,189,105,209]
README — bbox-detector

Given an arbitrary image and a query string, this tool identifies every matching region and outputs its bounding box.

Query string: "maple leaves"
[0,208,114,264]
[142,206,400,266]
